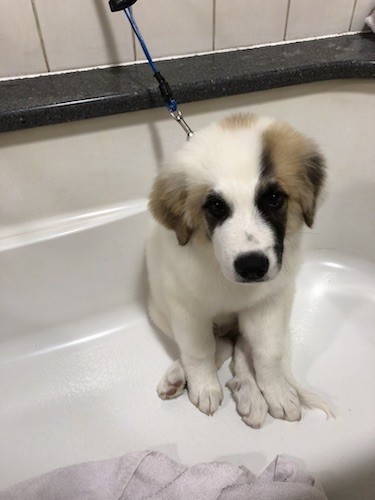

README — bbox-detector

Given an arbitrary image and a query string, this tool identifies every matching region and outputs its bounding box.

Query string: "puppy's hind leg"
[157,336,232,401]
[157,360,187,400]
[226,336,268,429]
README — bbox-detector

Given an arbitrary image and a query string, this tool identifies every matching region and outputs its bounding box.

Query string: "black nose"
[234,252,269,281]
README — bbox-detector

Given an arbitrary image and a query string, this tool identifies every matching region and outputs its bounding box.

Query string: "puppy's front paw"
[188,378,223,416]
[261,379,301,421]
[226,377,268,428]
[157,360,186,400]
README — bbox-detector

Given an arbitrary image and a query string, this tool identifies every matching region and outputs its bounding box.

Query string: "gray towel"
[0,451,327,500]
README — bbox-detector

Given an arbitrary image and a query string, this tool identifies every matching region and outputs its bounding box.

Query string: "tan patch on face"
[149,170,210,245]
[262,122,326,232]
[219,113,258,131]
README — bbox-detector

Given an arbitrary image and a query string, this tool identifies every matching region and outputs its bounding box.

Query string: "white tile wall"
[286,0,356,40]
[0,0,372,79]
[34,0,134,72]
[215,0,289,50]
[351,0,375,30]
[133,0,213,60]
[0,0,47,78]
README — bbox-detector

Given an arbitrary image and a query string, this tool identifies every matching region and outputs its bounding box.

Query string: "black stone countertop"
[0,33,374,133]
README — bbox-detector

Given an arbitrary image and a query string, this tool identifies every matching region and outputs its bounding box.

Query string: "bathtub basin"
[0,80,374,499]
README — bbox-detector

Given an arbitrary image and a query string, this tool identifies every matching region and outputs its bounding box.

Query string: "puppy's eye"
[267,191,286,209]
[203,196,229,218]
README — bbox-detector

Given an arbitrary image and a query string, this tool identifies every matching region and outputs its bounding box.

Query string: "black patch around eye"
[256,183,288,266]
[257,183,287,211]
[203,193,232,235]
[264,190,287,209]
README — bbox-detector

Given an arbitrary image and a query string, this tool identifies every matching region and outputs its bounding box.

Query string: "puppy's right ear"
[149,171,193,246]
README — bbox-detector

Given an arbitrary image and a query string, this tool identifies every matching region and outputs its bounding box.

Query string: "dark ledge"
[0,33,374,133]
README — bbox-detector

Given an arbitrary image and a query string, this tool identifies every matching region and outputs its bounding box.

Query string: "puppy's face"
[150,114,325,284]
[202,181,286,283]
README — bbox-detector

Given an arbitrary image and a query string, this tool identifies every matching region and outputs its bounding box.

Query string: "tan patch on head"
[219,113,258,131]
[149,170,210,245]
[262,122,326,231]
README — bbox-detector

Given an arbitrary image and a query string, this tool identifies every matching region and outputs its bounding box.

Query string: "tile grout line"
[349,0,359,31]
[212,0,216,52]
[30,0,51,72]
[131,30,137,61]
[283,0,292,41]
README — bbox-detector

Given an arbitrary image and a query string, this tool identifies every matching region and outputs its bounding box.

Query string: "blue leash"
[124,7,159,75]
[109,0,194,139]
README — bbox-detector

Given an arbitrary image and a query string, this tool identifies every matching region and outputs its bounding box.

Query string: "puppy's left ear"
[148,170,193,245]
[299,150,326,228]
[263,123,326,229]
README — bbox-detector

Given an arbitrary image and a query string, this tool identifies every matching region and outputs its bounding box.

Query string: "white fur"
[147,117,331,426]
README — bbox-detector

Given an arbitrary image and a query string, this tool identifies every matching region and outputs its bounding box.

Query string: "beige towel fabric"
[0,451,327,500]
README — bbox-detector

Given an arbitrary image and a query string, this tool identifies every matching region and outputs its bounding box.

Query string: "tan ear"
[263,124,326,229]
[148,171,193,245]
[299,151,326,227]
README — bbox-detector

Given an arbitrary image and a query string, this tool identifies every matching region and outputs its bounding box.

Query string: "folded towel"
[365,8,375,33]
[0,451,327,500]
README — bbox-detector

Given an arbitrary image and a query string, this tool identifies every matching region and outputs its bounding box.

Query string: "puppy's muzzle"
[234,252,269,282]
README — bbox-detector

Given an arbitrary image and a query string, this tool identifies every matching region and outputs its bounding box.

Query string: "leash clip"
[170,109,194,141]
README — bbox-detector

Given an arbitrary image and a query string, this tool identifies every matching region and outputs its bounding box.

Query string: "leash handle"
[109,0,137,12]
[153,72,177,113]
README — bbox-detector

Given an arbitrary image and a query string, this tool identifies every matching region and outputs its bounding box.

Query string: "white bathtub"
[0,80,374,499]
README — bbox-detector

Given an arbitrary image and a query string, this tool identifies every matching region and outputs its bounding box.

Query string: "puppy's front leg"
[239,296,301,422]
[172,309,223,416]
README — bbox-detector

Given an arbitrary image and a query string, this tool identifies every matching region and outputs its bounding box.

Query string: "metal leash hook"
[170,110,194,141]
[109,0,194,141]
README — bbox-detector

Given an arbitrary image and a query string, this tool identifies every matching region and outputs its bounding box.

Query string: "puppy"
[146,113,331,428]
